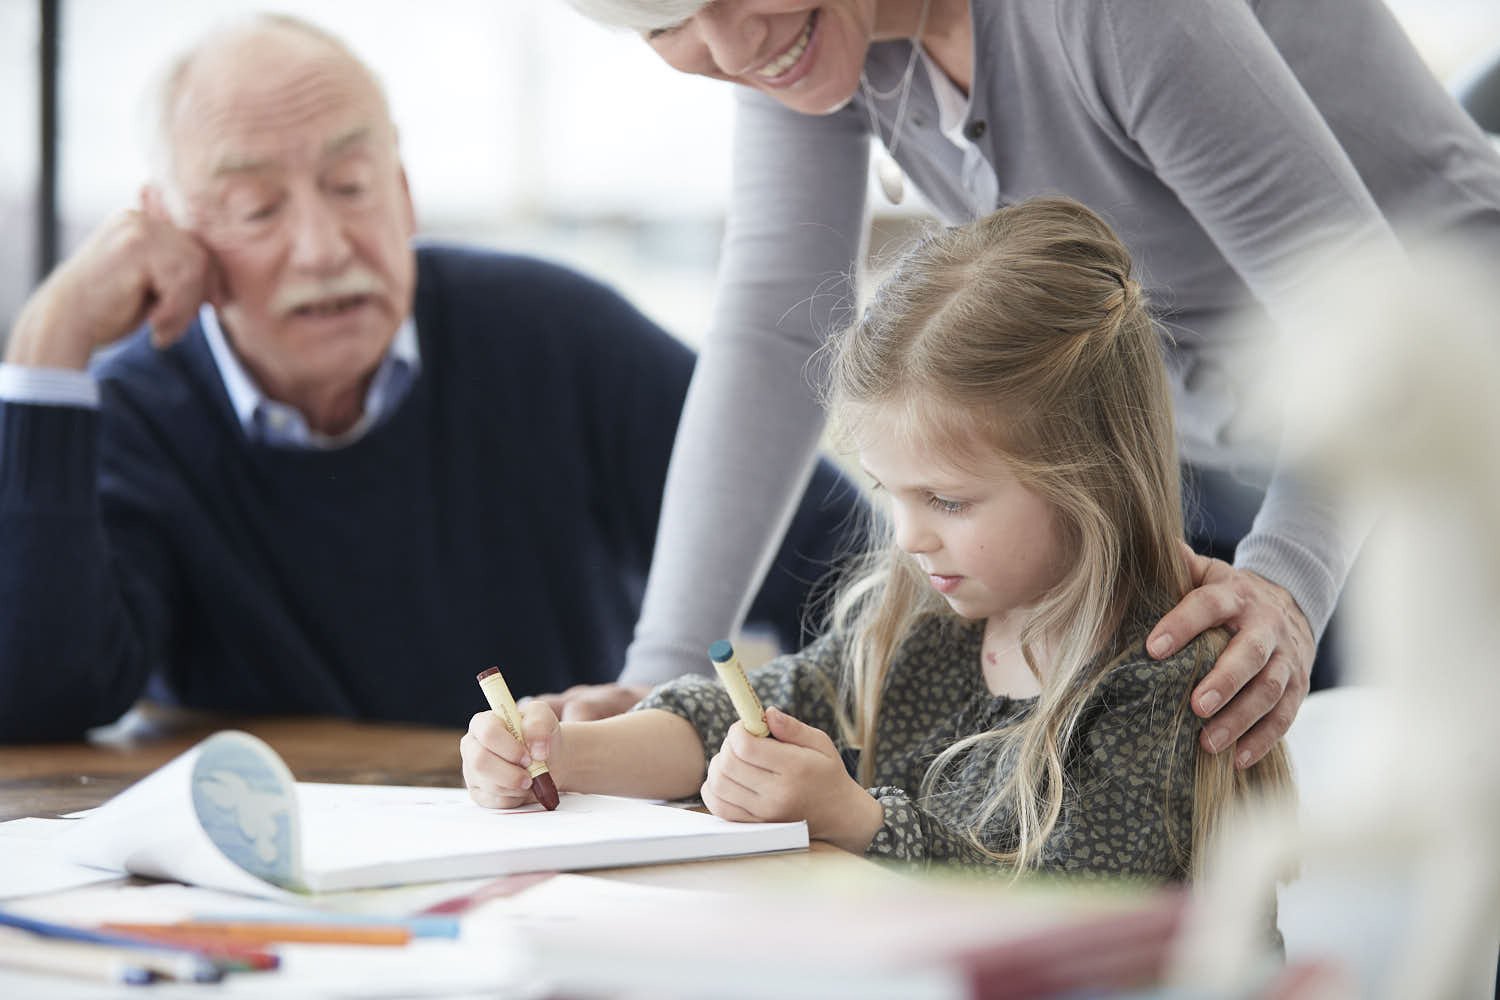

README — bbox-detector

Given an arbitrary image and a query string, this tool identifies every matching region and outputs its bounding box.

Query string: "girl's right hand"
[461,699,562,809]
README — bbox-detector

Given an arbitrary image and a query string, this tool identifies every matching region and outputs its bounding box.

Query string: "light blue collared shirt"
[198,306,420,447]
[921,50,1000,216]
[0,304,421,449]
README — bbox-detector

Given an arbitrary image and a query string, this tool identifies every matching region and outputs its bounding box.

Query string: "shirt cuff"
[0,364,100,409]
[865,786,927,863]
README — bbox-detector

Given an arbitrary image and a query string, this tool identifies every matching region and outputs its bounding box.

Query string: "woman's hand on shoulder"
[461,700,563,810]
[1147,542,1314,769]
[700,707,884,854]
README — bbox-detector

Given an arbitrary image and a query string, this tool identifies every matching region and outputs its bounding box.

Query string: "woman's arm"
[1077,0,1414,763]
[617,91,872,688]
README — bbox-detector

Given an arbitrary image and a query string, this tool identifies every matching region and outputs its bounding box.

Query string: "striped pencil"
[0,925,155,986]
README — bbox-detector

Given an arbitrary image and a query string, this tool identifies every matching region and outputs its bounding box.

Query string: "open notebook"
[59,730,807,899]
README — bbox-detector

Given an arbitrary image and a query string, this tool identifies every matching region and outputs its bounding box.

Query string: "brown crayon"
[476,667,560,810]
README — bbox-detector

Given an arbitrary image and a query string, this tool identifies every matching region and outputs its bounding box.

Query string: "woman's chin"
[764,84,858,116]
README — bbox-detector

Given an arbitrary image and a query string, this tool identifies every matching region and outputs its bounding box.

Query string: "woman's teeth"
[756,15,814,79]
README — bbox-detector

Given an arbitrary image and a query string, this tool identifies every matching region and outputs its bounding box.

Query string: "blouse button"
[964,119,987,141]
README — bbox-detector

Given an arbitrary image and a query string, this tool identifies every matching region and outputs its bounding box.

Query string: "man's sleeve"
[0,397,169,741]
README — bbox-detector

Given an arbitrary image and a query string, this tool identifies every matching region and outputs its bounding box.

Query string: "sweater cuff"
[0,400,100,510]
[1232,468,1374,642]
[865,786,927,863]
[1233,530,1339,641]
[619,636,715,687]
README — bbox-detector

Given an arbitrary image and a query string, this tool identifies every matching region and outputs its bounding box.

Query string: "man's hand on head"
[6,191,220,370]
[527,682,652,722]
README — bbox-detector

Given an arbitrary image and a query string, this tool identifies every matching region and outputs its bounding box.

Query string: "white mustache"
[273,272,383,314]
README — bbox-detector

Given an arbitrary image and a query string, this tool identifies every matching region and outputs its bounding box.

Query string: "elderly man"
[0,15,859,742]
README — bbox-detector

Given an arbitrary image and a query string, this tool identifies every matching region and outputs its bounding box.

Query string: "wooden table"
[0,707,464,823]
[0,706,866,889]
[0,712,1197,998]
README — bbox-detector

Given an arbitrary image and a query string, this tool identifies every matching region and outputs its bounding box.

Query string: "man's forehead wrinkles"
[206,127,374,180]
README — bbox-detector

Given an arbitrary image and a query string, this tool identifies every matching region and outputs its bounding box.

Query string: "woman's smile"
[753,10,819,83]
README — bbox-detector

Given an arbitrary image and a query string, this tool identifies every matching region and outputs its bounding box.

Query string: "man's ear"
[398,166,417,235]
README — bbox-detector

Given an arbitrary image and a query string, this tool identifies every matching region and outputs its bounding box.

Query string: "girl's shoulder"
[1094,627,1219,708]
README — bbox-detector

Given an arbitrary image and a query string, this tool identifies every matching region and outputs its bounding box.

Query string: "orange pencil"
[102,921,411,947]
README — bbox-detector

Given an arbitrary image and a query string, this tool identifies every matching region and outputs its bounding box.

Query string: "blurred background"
[2,0,1499,353]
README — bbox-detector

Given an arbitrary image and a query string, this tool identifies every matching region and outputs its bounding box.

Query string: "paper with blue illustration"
[59,730,808,900]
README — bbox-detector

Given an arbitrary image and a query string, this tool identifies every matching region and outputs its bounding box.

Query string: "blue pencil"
[0,910,227,982]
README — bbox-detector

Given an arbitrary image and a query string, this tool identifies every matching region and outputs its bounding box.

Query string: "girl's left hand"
[701,707,884,854]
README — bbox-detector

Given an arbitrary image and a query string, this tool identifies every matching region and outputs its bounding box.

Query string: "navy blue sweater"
[0,246,861,741]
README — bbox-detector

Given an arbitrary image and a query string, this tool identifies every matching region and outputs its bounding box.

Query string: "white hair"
[563,0,707,32]
[144,13,391,219]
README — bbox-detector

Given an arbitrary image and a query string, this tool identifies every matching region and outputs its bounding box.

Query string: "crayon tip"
[708,640,734,663]
[532,770,560,811]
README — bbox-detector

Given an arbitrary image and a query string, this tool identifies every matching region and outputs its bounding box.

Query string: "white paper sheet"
[0,819,121,900]
[59,731,300,899]
[56,730,807,899]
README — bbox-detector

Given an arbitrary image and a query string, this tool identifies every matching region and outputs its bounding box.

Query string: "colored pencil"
[418,870,557,915]
[104,920,412,947]
[0,905,276,977]
[195,911,461,938]
[0,926,155,985]
[0,921,240,985]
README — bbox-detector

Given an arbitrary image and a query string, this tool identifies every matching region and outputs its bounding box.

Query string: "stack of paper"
[58,730,808,899]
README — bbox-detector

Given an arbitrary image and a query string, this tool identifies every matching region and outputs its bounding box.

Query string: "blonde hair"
[823,198,1292,878]
[563,0,707,32]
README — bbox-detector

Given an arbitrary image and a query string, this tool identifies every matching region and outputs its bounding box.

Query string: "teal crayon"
[707,641,770,737]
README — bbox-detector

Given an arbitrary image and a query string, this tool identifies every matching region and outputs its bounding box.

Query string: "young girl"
[462,198,1292,880]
